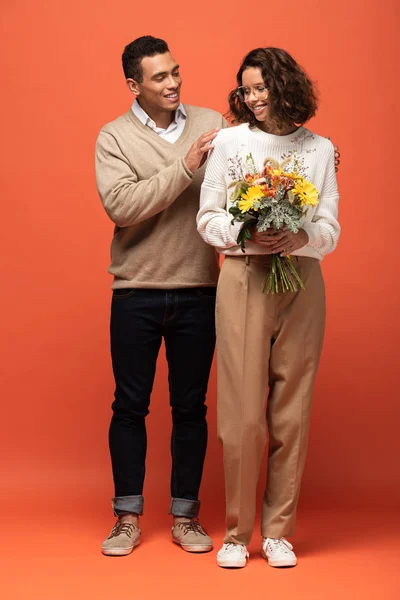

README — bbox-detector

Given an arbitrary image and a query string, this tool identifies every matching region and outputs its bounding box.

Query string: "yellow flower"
[285,171,301,181]
[271,168,298,178]
[238,198,255,213]
[293,179,319,207]
[238,185,264,213]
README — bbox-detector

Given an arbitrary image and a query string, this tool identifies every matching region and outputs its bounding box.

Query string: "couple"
[95,35,340,569]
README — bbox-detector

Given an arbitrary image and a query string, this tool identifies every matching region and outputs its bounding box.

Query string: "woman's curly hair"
[228,47,318,129]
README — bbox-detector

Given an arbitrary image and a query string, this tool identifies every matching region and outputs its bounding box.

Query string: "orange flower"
[261,185,276,197]
[262,166,273,178]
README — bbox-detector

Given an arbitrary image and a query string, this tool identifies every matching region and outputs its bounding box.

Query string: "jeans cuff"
[169,497,200,518]
[112,495,144,516]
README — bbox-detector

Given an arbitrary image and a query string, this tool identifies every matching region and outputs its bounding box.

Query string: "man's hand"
[252,226,309,256]
[326,137,341,172]
[185,129,220,173]
[334,146,340,172]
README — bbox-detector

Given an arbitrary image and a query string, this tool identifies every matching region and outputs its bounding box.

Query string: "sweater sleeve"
[301,142,341,257]
[197,137,242,249]
[95,131,194,227]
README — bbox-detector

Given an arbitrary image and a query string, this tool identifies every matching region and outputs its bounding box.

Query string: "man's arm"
[96,128,220,228]
[95,131,194,228]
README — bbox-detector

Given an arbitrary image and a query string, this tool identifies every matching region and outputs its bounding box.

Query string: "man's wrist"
[182,157,195,176]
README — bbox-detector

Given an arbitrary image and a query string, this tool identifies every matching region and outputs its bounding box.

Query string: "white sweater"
[197,123,340,260]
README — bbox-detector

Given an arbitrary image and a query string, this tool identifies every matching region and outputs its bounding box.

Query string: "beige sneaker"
[171,518,213,552]
[101,519,141,556]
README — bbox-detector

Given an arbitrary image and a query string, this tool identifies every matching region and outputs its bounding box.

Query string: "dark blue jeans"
[109,288,216,518]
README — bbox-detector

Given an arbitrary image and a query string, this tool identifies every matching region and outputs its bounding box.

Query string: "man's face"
[128,52,182,114]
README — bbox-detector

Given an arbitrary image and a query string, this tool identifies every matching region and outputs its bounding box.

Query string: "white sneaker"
[261,537,297,567]
[217,543,249,568]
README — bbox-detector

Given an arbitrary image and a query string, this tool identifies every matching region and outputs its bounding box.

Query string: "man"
[95,35,226,556]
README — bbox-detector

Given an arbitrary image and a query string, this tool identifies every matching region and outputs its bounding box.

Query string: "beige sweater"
[95,105,227,289]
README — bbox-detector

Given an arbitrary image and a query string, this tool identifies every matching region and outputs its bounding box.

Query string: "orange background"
[1,1,399,598]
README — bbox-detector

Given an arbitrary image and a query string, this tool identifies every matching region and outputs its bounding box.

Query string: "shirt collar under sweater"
[131,99,187,143]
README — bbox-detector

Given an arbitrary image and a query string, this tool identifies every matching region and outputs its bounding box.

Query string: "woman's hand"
[252,226,309,256]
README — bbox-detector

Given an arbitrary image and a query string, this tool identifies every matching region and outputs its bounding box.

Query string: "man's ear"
[126,78,140,96]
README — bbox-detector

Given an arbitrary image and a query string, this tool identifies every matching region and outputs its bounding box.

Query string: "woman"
[197,47,340,568]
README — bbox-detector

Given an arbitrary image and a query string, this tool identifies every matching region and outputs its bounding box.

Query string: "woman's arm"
[301,142,340,256]
[197,137,242,249]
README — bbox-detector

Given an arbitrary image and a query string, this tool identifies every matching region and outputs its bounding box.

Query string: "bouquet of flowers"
[228,154,319,294]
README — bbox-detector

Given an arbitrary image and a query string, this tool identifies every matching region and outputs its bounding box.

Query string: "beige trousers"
[216,255,326,545]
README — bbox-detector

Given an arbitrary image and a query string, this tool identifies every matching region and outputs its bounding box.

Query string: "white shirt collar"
[131,99,186,132]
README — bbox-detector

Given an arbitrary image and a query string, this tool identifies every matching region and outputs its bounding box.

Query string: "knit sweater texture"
[95,105,227,289]
[197,123,340,260]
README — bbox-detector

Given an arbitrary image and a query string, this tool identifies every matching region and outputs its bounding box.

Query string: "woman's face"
[240,67,270,122]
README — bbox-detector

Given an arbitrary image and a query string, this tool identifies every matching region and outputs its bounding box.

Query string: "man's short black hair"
[122,36,169,82]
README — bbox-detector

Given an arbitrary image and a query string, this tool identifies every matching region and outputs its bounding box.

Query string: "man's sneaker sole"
[101,539,140,556]
[217,555,248,568]
[261,547,297,567]
[172,538,213,553]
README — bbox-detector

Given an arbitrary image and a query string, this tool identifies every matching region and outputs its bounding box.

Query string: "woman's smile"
[251,102,268,114]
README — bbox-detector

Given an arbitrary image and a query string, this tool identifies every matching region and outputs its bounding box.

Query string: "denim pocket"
[195,288,217,300]
[112,288,137,299]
